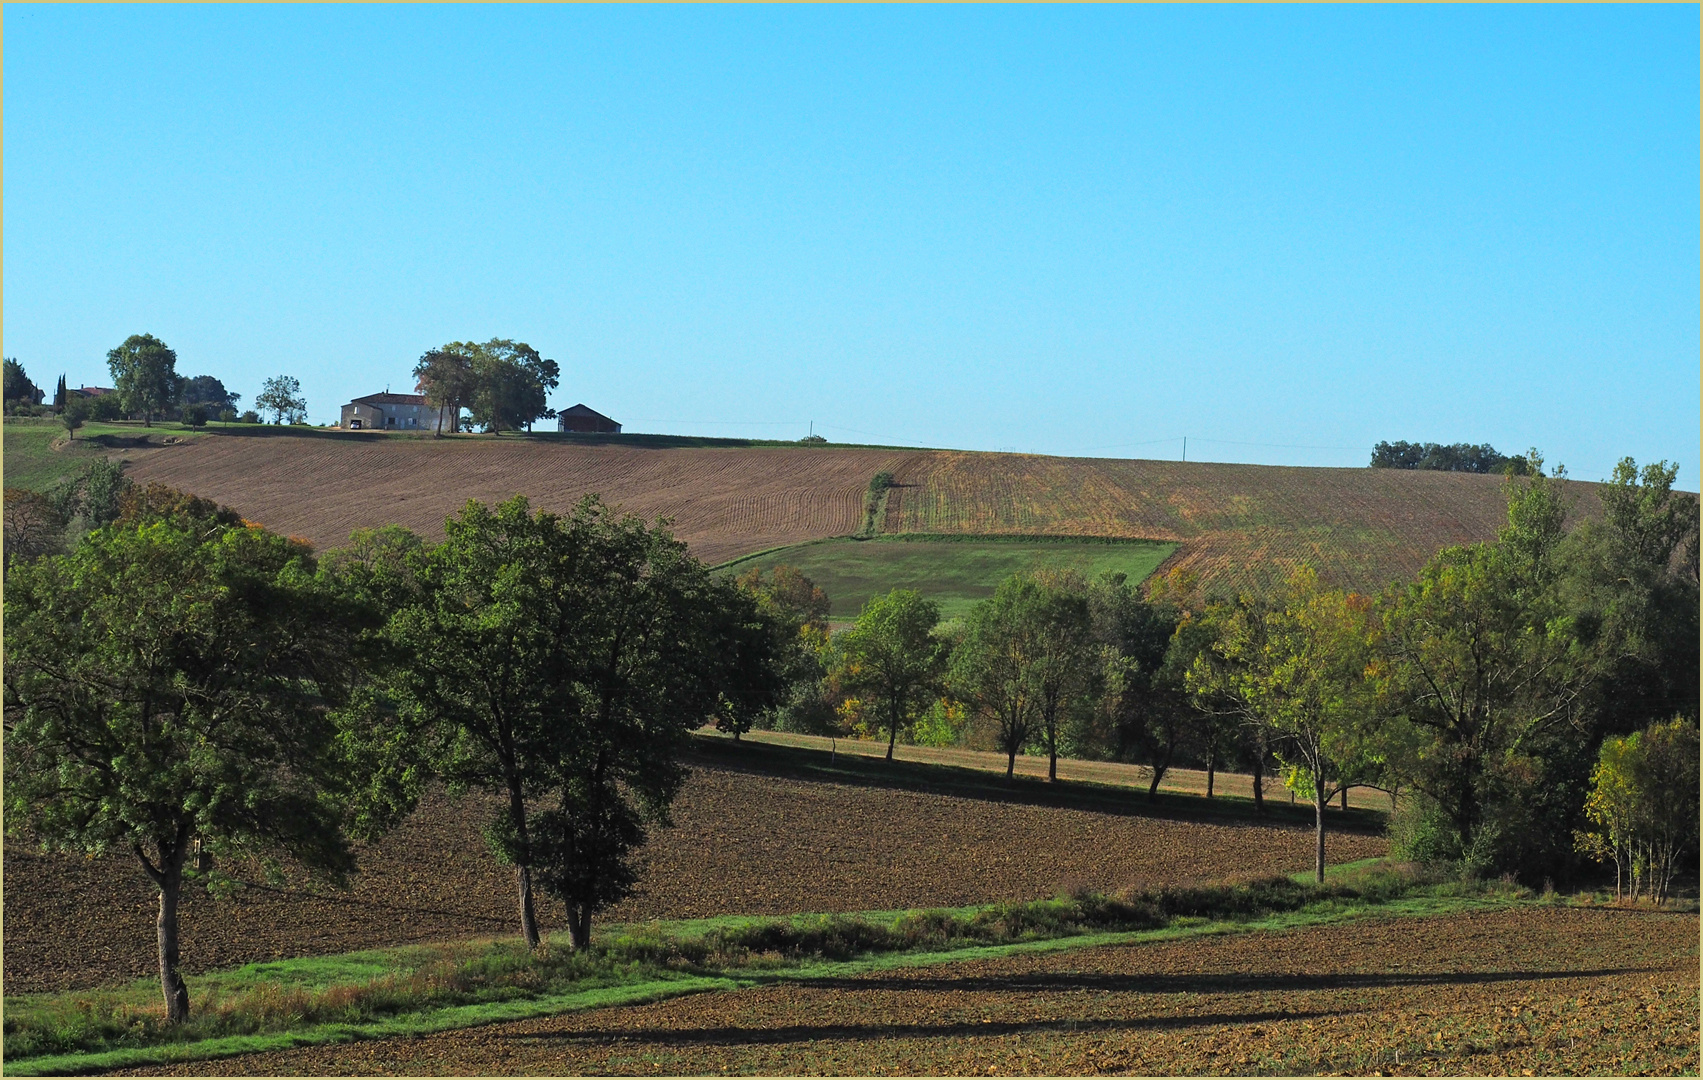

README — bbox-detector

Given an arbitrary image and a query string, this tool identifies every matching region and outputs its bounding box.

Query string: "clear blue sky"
[6,5,1697,485]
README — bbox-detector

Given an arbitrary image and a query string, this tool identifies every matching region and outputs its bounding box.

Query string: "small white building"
[341,393,460,432]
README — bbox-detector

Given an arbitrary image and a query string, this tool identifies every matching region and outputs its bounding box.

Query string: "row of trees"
[4,485,782,1023]
[1370,440,1531,474]
[747,455,1698,885]
[412,339,560,434]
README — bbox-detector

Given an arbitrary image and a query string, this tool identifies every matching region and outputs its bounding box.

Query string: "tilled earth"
[4,754,1386,993]
[118,907,1698,1076]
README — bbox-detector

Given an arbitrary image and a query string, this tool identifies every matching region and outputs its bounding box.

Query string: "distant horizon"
[6,5,1695,487]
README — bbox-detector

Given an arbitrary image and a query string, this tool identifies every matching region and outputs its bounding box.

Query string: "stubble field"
[117,907,1698,1076]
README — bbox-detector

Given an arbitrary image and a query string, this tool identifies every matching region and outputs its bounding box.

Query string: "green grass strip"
[4,878,1540,1077]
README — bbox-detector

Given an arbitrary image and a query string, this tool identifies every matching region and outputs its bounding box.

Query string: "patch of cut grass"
[716,535,1177,619]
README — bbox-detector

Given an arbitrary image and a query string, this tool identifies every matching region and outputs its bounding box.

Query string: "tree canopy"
[106,334,181,425]
[255,375,307,425]
[3,493,373,1022]
[1370,440,1530,475]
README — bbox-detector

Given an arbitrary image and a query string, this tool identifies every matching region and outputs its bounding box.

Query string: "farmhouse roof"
[349,392,430,407]
[560,403,616,422]
[74,385,115,397]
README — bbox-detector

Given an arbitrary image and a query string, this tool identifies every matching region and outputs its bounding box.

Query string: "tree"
[468,339,560,433]
[1574,718,1699,903]
[53,374,67,410]
[181,374,240,413]
[413,345,480,436]
[3,493,371,1023]
[1198,567,1385,881]
[950,576,1044,779]
[732,565,832,737]
[106,334,181,425]
[1376,458,1598,875]
[1019,570,1101,782]
[182,403,209,430]
[255,375,307,425]
[60,394,89,440]
[373,495,774,949]
[3,357,43,408]
[2,488,67,573]
[831,589,948,761]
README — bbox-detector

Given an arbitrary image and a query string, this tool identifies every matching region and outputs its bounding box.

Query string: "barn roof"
[560,403,616,422]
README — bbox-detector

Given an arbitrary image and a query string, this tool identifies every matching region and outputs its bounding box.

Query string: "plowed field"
[884,452,1603,594]
[3,741,1386,995]
[119,907,1698,1076]
[119,433,922,565]
[90,427,1602,592]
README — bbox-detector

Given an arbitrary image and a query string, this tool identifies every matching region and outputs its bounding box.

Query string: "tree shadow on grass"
[685,736,1386,835]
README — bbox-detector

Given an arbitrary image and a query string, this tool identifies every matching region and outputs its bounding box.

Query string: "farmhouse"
[558,403,621,434]
[340,392,459,432]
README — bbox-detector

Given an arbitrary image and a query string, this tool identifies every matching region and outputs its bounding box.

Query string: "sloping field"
[92,428,1598,593]
[120,433,922,565]
[885,451,1600,594]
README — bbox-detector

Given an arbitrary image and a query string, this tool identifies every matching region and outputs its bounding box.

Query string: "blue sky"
[5,5,1697,484]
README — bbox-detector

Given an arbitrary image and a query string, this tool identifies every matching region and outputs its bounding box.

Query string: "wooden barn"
[557,403,622,434]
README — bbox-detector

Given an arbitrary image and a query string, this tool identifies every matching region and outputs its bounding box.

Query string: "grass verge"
[4,862,1545,1075]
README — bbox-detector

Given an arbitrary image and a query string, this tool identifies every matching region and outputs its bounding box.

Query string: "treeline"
[4,480,782,1023]
[1369,439,1531,474]
[748,456,1699,892]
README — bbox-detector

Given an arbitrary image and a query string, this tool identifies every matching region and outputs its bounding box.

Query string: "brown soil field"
[119,432,922,565]
[98,428,1602,593]
[885,451,1603,594]
[120,907,1698,1076]
[3,740,1385,995]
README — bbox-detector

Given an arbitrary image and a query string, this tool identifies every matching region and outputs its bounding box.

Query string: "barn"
[557,403,622,434]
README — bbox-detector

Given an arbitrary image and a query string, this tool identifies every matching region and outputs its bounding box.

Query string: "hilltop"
[7,421,1594,594]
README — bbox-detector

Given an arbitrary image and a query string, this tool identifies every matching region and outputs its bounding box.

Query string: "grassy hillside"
[719,535,1177,618]
[6,422,1599,594]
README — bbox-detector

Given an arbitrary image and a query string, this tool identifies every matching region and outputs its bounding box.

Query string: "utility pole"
[1182,437,1187,462]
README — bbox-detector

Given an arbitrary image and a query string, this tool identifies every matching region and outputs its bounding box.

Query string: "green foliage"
[1370,440,1529,474]
[89,392,125,420]
[831,588,950,759]
[254,375,306,425]
[181,403,209,429]
[3,494,374,1022]
[106,334,181,425]
[731,564,832,736]
[59,394,88,439]
[4,356,43,406]
[2,487,69,573]
[181,374,239,412]
[1574,718,1698,903]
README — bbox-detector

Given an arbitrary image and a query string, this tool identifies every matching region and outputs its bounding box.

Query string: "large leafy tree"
[730,564,830,738]
[469,339,560,433]
[951,575,1046,779]
[413,344,481,435]
[106,334,181,425]
[3,489,371,1023]
[832,589,949,761]
[255,375,307,425]
[181,374,240,413]
[1195,567,1386,881]
[375,495,774,949]
[1375,459,1599,875]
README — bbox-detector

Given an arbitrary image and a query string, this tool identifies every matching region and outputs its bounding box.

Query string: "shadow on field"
[773,966,1662,996]
[685,736,1387,835]
[508,1009,1356,1047]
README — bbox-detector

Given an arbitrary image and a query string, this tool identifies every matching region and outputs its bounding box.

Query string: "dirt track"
[3,744,1386,994]
[119,907,1698,1076]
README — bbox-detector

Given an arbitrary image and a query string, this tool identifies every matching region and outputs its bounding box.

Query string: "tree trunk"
[1147,769,1163,802]
[1251,756,1264,815]
[1313,789,1327,884]
[1048,725,1058,782]
[1206,751,1215,798]
[567,904,593,949]
[1006,749,1017,779]
[151,846,191,1023]
[886,707,898,761]
[505,777,541,949]
[1340,787,1348,811]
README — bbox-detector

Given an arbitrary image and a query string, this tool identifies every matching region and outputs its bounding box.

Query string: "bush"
[238,410,260,424]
